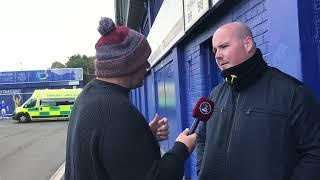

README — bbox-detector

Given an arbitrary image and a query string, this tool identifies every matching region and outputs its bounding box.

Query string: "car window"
[40,98,75,106]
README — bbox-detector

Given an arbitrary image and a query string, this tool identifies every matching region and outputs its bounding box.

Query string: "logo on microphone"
[199,102,212,115]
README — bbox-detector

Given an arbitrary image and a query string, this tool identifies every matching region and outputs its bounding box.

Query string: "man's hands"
[149,114,169,141]
[149,114,197,153]
[176,128,197,153]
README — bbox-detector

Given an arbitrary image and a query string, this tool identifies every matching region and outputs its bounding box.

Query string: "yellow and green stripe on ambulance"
[12,88,82,122]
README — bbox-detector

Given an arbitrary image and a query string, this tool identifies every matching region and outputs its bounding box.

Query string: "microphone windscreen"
[192,96,214,122]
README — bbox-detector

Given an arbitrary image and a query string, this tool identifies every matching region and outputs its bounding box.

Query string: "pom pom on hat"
[97,17,116,36]
[94,17,152,78]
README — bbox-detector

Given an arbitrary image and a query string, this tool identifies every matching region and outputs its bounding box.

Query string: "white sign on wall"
[147,0,185,66]
[68,81,79,85]
[147,0,224,67]
[211,0,224,8]
[184,0,210,31]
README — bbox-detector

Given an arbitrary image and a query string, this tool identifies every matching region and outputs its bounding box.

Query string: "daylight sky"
[0,0,115,72]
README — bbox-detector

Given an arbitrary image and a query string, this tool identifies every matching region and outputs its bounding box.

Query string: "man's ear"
[244,36,254,53]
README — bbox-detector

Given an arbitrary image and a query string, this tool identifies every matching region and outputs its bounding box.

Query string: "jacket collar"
[221,48,268,91]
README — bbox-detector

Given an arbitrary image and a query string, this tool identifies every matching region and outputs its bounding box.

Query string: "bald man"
[196,22,320,180]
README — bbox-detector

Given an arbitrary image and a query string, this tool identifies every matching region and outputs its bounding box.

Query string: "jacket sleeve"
[146,142,189,180]
[100,102,190,180]
[196,121,207,175]
[290,85,320,180]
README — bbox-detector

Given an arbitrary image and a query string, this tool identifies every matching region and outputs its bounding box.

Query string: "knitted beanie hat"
[95,17,151,78]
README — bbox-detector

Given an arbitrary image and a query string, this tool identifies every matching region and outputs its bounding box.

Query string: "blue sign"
[0,68,83,84]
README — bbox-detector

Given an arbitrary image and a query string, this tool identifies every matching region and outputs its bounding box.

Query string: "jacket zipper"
[227,93,240,154]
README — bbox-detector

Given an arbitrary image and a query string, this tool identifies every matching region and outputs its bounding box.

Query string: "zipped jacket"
[197,67,320,180]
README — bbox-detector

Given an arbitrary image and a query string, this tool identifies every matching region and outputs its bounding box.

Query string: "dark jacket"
[197,51,320,180]
[65,79,189,180]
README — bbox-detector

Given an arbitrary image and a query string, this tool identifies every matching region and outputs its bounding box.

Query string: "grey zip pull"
[246,108,251,115]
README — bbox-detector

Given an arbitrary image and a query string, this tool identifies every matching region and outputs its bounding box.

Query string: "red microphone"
[188,96,214,135]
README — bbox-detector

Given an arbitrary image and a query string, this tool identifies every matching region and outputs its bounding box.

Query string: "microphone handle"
[188,118,199,135]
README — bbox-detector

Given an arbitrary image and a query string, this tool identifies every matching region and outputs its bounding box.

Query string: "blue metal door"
[155,66,169,151]
[155,60,178,152]
[164,62,178,149]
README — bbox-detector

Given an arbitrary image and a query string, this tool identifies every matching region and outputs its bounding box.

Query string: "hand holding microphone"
[176,96,214,153]
[176,128,196,153]
[188,96,214,135]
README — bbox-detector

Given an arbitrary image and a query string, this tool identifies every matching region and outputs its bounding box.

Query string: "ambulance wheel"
[17,113,31,123]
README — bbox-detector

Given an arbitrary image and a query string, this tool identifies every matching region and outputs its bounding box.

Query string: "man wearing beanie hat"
[65,17,197,180]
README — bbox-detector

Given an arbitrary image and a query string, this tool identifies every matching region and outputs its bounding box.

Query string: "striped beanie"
[95,17,151,78]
